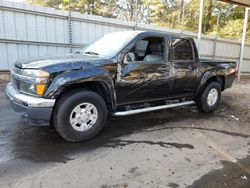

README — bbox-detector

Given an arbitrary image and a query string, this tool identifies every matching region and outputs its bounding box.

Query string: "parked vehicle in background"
[5,31,237,142]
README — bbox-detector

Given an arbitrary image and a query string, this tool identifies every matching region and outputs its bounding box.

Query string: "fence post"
[133,23,137,30]
[68,10,73,53]
[212,37,217,59]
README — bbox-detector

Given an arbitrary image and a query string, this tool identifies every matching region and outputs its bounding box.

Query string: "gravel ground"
[0,80,249,188]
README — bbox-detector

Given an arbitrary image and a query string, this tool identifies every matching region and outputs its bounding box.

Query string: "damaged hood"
[14,54,110,70]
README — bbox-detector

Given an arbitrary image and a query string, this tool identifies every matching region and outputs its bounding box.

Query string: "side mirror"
[123,54,130,65]
[124,53,135,64]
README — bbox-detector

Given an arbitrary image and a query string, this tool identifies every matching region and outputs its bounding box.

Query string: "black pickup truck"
[5,31,237,142]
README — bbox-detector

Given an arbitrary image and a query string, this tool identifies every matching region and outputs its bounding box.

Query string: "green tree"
[144,0,181,28]
[28,0,113,16]
[219,19,250,41]
[28,0,250,41]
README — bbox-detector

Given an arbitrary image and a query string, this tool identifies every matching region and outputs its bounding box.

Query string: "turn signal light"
[36,84,46,95]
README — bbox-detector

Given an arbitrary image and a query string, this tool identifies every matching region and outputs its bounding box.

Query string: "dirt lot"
[0,80,250,188]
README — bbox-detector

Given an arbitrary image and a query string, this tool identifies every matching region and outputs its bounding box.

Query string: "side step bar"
[113,101,195,116]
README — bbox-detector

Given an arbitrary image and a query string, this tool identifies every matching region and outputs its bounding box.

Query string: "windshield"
[82,32,137,58]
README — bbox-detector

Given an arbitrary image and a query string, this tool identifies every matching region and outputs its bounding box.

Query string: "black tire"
[53,89,107,142]
[196,81,221,113]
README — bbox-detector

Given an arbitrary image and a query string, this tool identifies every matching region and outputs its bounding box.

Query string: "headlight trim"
[22,69,50,78]
[12,68,50,96]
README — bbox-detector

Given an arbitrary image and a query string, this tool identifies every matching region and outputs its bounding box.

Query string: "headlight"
[20,82,47,96]
[20,82,37,95]
[19,69,50,96]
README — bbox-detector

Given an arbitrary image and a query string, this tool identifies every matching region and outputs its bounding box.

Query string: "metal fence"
[0,0,250,73]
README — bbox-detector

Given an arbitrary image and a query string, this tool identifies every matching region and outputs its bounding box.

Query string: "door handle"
[159,65,168,70]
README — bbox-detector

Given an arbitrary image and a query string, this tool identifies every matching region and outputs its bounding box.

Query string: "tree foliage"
[28,0,250,41]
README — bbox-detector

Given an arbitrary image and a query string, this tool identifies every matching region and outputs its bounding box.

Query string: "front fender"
[44,68,116,106]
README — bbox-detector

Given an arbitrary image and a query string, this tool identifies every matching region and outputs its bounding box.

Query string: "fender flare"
[195,68,226,96]
[44,68,117,109]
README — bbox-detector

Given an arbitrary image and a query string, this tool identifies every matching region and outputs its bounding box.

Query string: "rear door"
[169,37,199,97]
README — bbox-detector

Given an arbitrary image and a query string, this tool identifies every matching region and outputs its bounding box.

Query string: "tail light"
[227,63,238,80]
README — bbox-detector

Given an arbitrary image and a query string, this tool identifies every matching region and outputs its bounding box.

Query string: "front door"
[116,35,173,105]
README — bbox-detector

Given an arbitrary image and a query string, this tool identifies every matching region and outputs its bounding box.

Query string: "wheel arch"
[54,81,116,111]
[204,75,225,90]
[196,71,225,97]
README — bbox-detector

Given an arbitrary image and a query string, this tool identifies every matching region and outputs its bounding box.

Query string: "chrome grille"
[11,77,20,90]
[13,66,22,74]
[11,66,21,90]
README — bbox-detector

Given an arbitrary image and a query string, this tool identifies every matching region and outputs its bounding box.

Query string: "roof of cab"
[106,30,190,39]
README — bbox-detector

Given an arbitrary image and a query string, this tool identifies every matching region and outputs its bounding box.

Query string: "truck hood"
[14,54,109,69]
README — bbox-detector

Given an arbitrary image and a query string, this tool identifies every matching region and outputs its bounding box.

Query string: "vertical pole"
[216,13,220,34]
[134,0,138,30]
[238,8,249,80]
[182,1,185,27]
[198,0,204,54]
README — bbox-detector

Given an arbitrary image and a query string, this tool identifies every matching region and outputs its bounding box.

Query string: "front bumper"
[5,83,55,125]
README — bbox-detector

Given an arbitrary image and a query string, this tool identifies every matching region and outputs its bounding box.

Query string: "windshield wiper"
[83,51,99,56]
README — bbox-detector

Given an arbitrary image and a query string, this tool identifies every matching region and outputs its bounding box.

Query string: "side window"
[169,38,194,61]
[135,40,148,57]
[126,36,165,62]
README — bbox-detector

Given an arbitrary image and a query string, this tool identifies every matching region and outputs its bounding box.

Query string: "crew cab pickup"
[5,31,237,142]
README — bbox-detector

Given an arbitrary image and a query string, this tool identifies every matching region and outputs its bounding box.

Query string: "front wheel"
[196,81,221,113]
[53,90,107,142]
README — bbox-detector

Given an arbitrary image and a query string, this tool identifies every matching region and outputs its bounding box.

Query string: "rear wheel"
[53,90,107,142]
[196,81,221,113]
